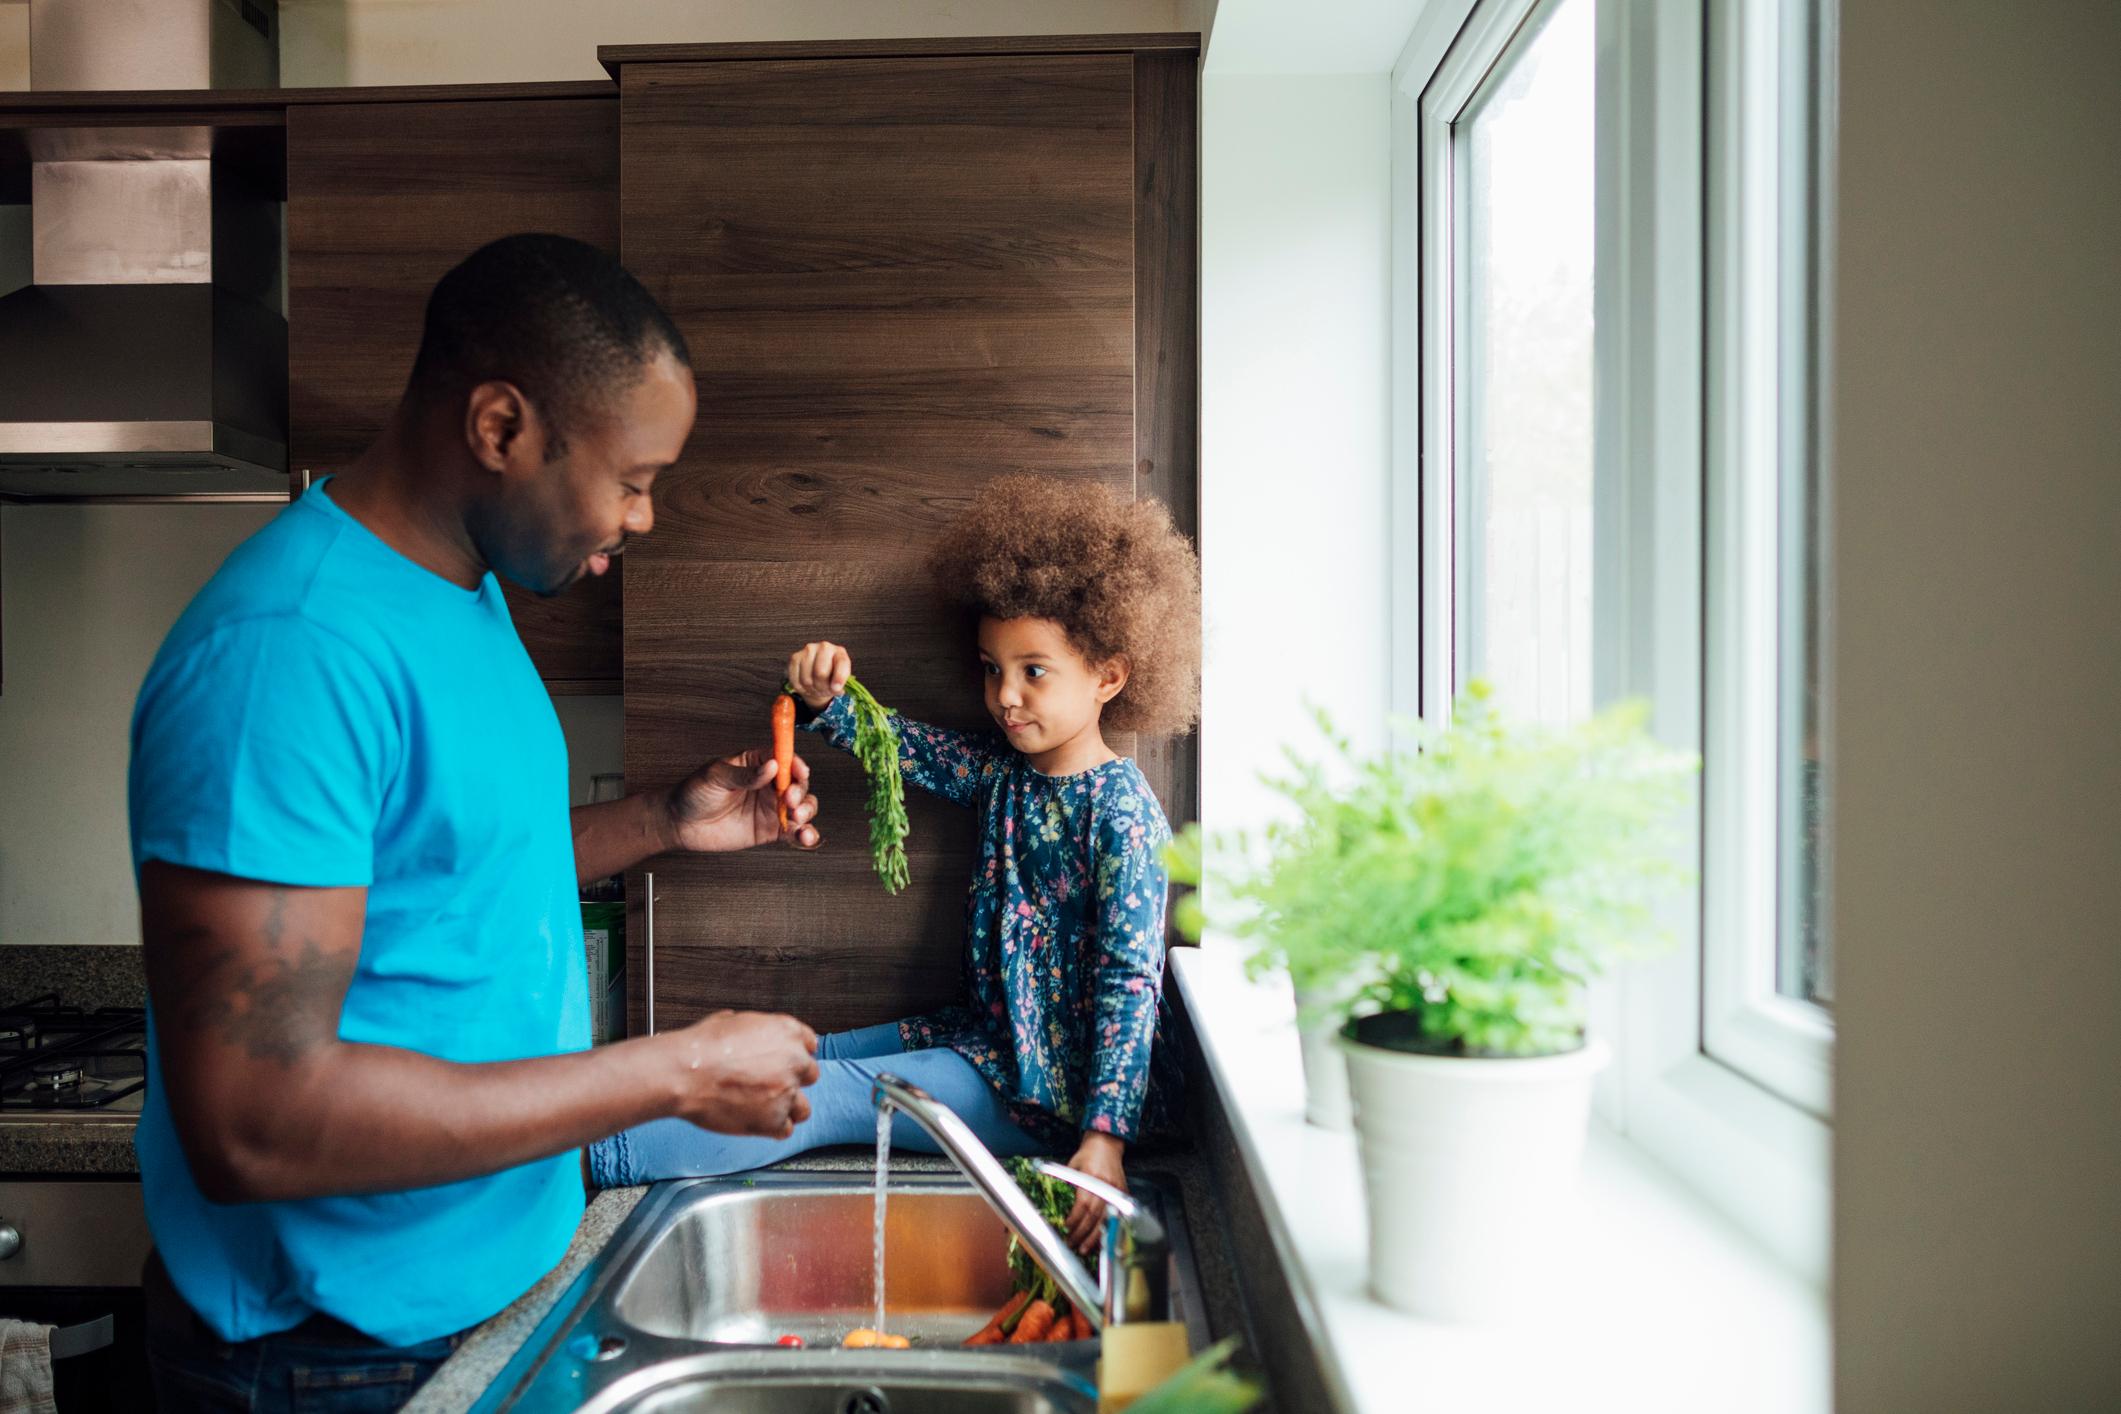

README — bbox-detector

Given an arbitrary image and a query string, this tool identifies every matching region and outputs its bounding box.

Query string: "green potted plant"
[1173,683,1696,1321]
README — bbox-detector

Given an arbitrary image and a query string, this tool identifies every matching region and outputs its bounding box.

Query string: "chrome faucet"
[872,1074,1162,1330]
[1029,1157,1165,1328]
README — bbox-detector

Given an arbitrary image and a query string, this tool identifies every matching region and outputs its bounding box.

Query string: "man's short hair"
[407,233,691,455]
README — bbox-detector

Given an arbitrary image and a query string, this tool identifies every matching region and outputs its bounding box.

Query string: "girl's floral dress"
[805,693,1180,1145]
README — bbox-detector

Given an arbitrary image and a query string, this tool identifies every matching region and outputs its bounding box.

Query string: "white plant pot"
[1292,988,1353,1131]
[1339,1027,1609,1322]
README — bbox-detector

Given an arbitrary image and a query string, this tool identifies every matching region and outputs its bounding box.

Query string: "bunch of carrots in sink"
[963,1161,1096,1346]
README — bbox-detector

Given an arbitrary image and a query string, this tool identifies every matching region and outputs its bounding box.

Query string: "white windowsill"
[1171,944,1829,1413]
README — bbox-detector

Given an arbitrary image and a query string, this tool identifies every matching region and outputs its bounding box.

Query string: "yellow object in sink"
[1096,1321,1191,1412]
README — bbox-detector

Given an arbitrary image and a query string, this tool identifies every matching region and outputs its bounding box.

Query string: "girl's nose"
[996,679,1023,708]
[626,499,654,536]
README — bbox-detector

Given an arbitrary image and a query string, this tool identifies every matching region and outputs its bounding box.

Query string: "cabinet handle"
[50,1315,113,1361]
[644,871,655,1036]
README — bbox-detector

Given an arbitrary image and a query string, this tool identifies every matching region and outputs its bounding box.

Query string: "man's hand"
[660,1011,821,1137]
[666,747,821,853]
[786,641,853,712]
[1063,1131,1129,1254]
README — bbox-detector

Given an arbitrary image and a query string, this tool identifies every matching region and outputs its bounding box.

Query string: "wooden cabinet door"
[619,49,1197,1035]
[285,96,624,691]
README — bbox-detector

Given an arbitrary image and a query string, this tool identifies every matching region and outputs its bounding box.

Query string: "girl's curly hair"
[927,475,1202,736]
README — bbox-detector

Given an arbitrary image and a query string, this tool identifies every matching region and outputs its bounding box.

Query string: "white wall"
[1199,73,1393,834]
[552,695,625,810]
[0,505,277,945]
[1203,0,1423,74]
[278,0,1192,86]
[1829,2,2121,1408]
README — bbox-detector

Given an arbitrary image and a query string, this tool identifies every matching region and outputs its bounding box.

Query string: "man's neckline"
[309,475,490,603]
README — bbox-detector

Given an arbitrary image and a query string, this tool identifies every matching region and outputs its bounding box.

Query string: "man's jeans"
[144,1253,467,1413]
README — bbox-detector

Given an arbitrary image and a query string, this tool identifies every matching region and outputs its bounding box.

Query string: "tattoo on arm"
[156,886,355,1068]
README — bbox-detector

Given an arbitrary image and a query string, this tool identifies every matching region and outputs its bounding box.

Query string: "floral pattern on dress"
[806,693,1179,1143]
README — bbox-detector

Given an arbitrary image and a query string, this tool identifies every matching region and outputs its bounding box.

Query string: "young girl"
[587,475,1201,1250]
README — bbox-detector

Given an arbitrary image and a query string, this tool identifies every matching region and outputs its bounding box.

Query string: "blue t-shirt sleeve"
[131,615,399,888]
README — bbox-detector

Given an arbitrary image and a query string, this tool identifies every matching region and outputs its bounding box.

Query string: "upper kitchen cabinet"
[609,37,1199,1033]
[283,87,625,692]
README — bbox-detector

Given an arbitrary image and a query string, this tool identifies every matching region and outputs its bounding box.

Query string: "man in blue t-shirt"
[129,235,824,1411]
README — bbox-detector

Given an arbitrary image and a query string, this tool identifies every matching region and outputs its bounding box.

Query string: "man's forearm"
[198,1033,680,1202]
[571,791,677,885]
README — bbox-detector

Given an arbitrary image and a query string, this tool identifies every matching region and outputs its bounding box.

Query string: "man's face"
[477,353,697,597]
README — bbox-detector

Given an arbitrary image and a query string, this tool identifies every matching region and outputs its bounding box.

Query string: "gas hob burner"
[30,1060,85,1092]
[0,996,147,1111]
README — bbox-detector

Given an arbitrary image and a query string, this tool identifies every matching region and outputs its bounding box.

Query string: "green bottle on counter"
[581,880,626,1046]
[580,772,627,1044]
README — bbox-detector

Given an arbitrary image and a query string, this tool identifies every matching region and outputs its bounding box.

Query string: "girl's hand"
[1063,1131,1128,1255]
[787,641,853,711]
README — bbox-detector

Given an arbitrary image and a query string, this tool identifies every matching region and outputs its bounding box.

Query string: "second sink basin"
[571,1350,1094,1414]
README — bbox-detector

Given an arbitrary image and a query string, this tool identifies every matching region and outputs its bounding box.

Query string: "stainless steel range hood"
[0,0,289,503]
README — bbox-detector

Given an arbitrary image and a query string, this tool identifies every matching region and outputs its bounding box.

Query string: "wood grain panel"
[285,96,624,689]
[601,34,1199,71]
[504,557,624,692]
[622,557,987,1001]
[621,54,1137,1032]
[1130,50,1202,839]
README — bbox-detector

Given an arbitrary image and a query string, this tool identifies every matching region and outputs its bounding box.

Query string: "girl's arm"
[1080,806,1171,1141]
[787,639,1003,808]
[801,692,1002,809]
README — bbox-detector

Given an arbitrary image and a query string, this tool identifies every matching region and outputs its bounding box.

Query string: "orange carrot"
[1044,1306,1073,1341]
[1068,1309,1094,1341]
[963,1290,1031,1346]
[771,693,796,831]
[1007,1299,1057,1344]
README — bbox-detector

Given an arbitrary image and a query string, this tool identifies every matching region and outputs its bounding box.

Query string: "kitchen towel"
[0,1319,56,1414]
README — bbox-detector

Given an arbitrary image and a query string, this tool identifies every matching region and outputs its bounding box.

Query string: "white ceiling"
[1202,0,1433,74]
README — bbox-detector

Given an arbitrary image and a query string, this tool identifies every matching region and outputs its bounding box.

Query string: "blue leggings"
[587,1021,1046,1188]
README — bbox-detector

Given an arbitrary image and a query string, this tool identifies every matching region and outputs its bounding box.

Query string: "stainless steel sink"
[614,1185,1023,1346]
[556,1350,1095,1414]
[474,1172,1206,1413]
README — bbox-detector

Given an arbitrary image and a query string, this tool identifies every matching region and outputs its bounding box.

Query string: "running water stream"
[872,1104,892,1337]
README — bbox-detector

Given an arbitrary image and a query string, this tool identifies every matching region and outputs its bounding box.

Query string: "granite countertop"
[1,943,149,1012]
[0,1111,140,1175]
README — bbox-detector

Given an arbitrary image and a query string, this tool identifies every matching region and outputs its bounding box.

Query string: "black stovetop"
[0,993,147,1112]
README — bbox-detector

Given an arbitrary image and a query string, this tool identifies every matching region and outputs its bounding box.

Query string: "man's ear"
[1096,655,1131,704]
[464,380,546,474]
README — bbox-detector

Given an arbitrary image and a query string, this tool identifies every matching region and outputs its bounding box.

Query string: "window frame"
[1409,0,1561,724]
[1394,0,1834,1281]
[1700,0,1836,1117]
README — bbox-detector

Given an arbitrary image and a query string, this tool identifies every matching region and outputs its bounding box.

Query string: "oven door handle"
[48,1314,114,1361]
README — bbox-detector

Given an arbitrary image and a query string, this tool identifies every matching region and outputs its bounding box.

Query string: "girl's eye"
[983,663,1000,677]
[1026,666,1047,680]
